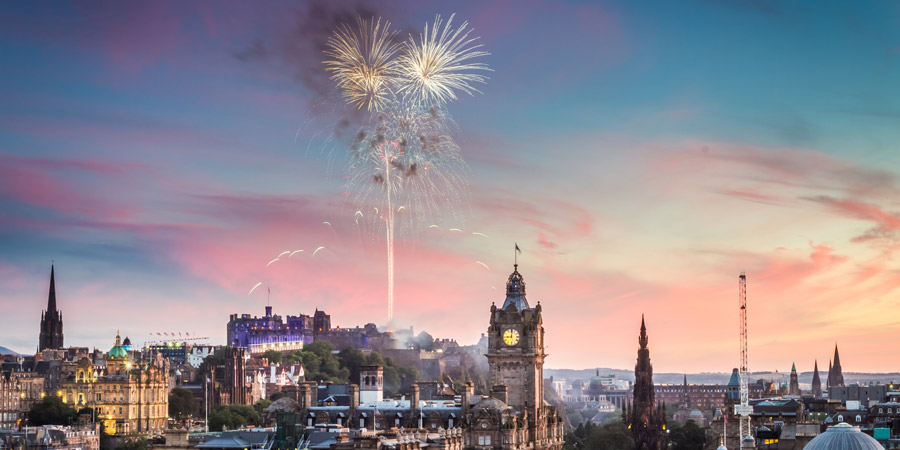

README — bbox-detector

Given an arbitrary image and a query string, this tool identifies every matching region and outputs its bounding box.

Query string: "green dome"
[109,332,128,359]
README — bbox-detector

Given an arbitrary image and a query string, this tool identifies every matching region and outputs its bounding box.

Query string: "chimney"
[298,383,310,411]
[491,385,508,404]
[349,384,359,409]
[462,381,475,410]
[410,383,420,418]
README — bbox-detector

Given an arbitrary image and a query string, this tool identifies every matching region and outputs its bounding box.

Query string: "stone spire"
[827,360,832,389]
[811,360,822,398]
[831,344,844,387]
[38,264,64,351]
[628,315,664,450]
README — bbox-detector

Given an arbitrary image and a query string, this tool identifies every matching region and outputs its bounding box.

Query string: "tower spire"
[639,314,648,349]
[811,359,822,398]
[48,264,57,312]
[831,344,844,387]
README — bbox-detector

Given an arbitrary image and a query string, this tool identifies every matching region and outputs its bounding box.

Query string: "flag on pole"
[515,243,521,254]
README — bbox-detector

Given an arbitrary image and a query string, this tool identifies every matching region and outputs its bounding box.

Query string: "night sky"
[2,1,899,372]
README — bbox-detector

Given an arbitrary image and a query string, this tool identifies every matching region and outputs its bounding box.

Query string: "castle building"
[58,333,169,436]
[226,306,389,355]
[789,363,800,396]
[39,265,64,351]
[624,316,667,450]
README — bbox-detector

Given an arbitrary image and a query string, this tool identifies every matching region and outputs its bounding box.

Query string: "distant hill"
[0,346,22,356]
[546,368,900,386]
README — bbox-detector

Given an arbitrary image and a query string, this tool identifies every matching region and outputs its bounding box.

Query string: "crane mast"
[736,273,753,443]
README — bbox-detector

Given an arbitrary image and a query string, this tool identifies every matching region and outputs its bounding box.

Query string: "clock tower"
[486,264,545,418]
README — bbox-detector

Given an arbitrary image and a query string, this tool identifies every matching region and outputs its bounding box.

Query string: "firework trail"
[322,14,487,321]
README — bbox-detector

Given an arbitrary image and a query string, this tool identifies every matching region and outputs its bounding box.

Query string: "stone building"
[788,364,800,396]
[0,368,44,429]
[623,316,667,450]
[57,333,169,436]
[278,264,565,450]
[38,265,64,352]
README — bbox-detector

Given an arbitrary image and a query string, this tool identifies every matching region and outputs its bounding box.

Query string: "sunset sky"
[2,1,899,373]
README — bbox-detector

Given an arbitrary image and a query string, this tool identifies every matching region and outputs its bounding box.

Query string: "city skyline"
[1,1,900,372]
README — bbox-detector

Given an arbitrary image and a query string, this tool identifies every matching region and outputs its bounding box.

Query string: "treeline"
[260,341,419,397]
[563,420,707,450]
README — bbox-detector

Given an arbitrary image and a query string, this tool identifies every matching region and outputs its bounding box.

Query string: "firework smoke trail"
[323,14,487,321]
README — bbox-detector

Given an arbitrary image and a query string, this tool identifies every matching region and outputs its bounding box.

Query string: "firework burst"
[396,14,491,107]
[318,13,487,321]
[323,17,401,112]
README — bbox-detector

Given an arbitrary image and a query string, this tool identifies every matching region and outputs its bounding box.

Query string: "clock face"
[502,329,520,346]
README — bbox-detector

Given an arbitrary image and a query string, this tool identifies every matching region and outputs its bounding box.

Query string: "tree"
[115,435,148,450]
[208,404,263,431]
[168,387,197,419]
[584,421,633,450]
[668,421,707,450]
[262,350,283,365]
[27,396,77,426]
[253,399,272,417]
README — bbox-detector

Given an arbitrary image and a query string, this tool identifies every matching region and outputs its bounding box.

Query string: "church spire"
[811,359,822,398]
[831,344,844,387]
[38,264,64,351]
[47,264,57,312]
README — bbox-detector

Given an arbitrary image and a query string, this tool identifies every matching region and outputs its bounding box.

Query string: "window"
[837,415,844,422]
[856,415,862,422]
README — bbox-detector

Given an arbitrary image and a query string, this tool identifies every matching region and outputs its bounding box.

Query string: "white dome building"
[804,423,882,450]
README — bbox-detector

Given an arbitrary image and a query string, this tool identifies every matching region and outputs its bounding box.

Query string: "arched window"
[856,415,862,423]
[837,415,844,422]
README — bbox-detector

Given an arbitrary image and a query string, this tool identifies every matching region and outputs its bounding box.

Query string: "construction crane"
[734,273,753,445]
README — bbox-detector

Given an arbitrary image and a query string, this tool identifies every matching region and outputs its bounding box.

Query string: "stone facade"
[0,369,44,429]
[277,265,564,450]
[57,333,169,436]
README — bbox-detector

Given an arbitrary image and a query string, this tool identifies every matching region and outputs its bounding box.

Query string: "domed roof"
[109,331,128,360]
[804,423,882,450]
[717,446,727,450]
